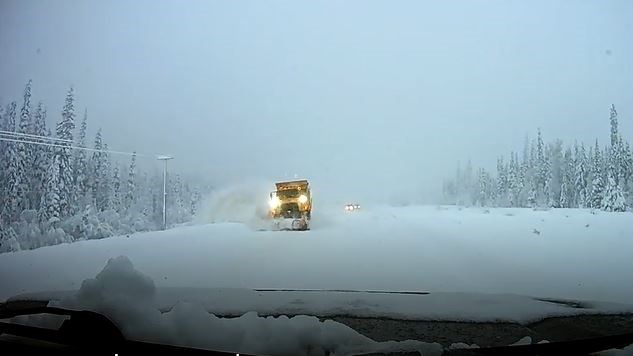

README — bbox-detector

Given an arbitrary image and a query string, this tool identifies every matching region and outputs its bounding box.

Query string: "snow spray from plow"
[195,181,273,229]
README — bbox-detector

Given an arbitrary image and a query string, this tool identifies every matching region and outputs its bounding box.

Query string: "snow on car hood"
[10,256,443,356]
[7,255,633,355]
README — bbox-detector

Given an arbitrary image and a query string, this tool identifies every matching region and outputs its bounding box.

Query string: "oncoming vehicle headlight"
[269,196,281,209]
[298,194,308,204]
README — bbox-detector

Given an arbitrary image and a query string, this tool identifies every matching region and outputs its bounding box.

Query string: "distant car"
[344,203,361,212]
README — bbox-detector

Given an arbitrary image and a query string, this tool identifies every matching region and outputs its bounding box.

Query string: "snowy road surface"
[1,205,633,306]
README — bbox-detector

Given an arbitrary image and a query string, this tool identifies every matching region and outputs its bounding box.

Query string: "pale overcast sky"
[1,0,632,203]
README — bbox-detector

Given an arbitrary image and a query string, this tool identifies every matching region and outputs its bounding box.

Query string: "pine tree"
[590,140,605,208]
[621,139,631,190]
[536,128,550,206]
[559,179,569,208]
[524,138,538,207]
[0,224,20,253]
[0,102,5,214]
[57,87,76,217]
[31,103,49,209]
[575,143,589,208]
[91,129,107,210]
[12,80,34,212]
[171,174,186,222]
[111,166,121,212]
[608,105,627,188]
[547,140,563,208]
[94,142,112,211]
[39,154,62,223]
[73,108,89,204]
[476,168,486,206]
[125,153,137,211]
[601,171,626,212]
[140,172,155,219]
[496,157,508,206]
[2,102,20,222]
[190,186,201,216]
[508,153,522,207]
[624,142,632,200]
[610,104,618,149]
[559,148,573,208]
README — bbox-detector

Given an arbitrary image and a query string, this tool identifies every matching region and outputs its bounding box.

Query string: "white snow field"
[2,204,632,305]
[2,203,633,355]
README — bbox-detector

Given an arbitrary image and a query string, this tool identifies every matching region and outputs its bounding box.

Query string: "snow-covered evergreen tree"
[623,142,633,206]
[559,148,574,208]
[622,141,631,190]
[111,165,122,213]
[547,140,563,208]
[91,129,107,211]
[94,142,112,211]
[12,80,34,212]
[31,103,49,209]
[190,186,201,216]
[168,173,189,223]
[496,157,508,206]
[601,171,626,212]
[125,153,137,211]
[559,180,569,208]
[57,87,76,217]
[535,128,550,207]
[0,103,5,215]
[575,143,589,208]
[1,102,20,222]
[610,104,619,150]
[39,154,62,224]
[590,140,605,208]
[606,104,624,185]
[0,224,20,253]
[73,108,89,204]
[507,153,523,207]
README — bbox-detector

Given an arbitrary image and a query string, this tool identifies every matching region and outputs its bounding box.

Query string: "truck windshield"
[277,189,301,198]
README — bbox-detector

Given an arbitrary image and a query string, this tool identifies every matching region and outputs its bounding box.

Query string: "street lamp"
[157,155,173,230]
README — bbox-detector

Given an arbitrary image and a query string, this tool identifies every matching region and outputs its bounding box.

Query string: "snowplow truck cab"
[268,180,312,230]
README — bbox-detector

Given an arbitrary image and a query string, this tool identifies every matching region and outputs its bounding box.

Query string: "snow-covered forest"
[0,81,204,252]
[443,105,631,212]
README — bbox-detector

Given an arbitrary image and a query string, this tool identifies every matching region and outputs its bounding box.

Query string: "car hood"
[7,287,633,323]
[5,289,633,352]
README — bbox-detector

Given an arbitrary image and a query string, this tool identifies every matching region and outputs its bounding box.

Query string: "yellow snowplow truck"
[268,180,312,231]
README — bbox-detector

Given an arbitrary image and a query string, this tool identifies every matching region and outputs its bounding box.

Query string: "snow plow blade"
[260,218,309,231]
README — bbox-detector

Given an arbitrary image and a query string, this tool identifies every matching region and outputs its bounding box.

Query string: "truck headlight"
[269,196,281,209]
[298,195,308,204]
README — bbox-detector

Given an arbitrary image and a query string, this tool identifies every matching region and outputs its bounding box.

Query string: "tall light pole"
[157,155,173,230]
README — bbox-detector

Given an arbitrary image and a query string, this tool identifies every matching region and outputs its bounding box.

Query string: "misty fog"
[1,0,632,204]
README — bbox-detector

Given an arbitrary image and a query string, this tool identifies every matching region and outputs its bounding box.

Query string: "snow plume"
[54,256,442,356]
[195,180,273,228]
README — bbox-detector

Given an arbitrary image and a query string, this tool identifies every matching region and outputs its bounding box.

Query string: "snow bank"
[52,256,443,356]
